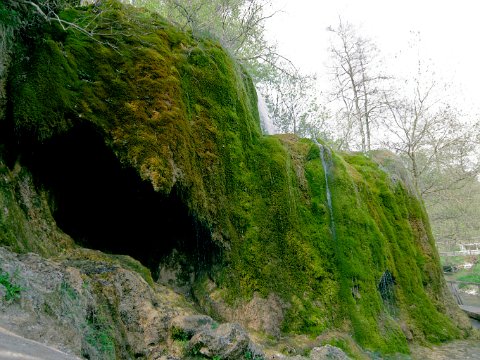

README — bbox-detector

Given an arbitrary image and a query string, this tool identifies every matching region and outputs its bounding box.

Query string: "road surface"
[0,326,80,360]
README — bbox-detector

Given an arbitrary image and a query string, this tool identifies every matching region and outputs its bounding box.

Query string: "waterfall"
[256,88,277,135]
[314,140,336,241]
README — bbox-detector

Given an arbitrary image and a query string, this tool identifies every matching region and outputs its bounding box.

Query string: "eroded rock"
[0,247,194,359]
[187,322,261,360]
[195,280,288,337]
[310,345,349,360]
[170,314,215,339]
[266,345,349,360]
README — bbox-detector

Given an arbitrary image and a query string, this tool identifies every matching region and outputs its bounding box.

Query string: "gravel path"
[0,324,478,360]
[410,340,480,360]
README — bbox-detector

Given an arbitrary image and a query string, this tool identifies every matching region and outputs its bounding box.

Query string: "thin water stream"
[256,88,277,135]
[256,89,337,241]
[314,140,336,241]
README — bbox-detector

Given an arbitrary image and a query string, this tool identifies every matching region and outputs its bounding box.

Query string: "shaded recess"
[22,122,217,278]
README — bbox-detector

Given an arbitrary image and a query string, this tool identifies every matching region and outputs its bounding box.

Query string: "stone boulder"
[169,314,215,340]
[267,345,349,360]
[310,345,349,360]
[187,322,261,359]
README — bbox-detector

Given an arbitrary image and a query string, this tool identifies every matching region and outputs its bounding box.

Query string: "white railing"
[440,250,480,256]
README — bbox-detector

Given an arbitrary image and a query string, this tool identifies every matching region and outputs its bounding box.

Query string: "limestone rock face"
[267,345,349,360]
[0,245,271,359]
[0,247,195,359]
[187,323,255,360]
[195,285,288,337]
[170,314,216,339]
[310,345,349,360]
[0,160,74,256]
[169,315,264,359]
[0,248,85,357]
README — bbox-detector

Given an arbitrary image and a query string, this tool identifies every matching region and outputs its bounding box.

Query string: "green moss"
[84,304,116,359]
[108,254,155,287]
[334,152,462,349]
[9,38,79,141]
[56,247,155,288]
[3,1,467,355]
[0,159,74,256]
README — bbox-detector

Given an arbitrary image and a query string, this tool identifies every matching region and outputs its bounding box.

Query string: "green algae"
[1,1,470,355]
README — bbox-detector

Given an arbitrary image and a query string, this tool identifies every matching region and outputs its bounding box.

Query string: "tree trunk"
[360,61,371,152]
[347,61,366,152]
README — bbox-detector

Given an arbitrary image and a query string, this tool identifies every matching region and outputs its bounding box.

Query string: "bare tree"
[1,0,125,47]
[382,62,480,196]
[327,19,388,152]
[427,175,480,248]
[142,0,282,72]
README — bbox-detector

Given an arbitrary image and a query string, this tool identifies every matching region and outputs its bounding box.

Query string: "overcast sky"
[264,0,480,115]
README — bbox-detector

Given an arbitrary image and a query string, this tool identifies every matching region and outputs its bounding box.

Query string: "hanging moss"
[2,1,470,356]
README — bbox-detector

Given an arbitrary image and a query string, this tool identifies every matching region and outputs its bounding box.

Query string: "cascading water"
[256,88,277,135]
[314,140,336,241]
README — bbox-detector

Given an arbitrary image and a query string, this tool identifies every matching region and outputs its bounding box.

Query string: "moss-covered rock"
[0,157,74,255]
[1,1,473,356]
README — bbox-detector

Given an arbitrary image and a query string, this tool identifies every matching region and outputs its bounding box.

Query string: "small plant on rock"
[84,306,115,358]
[244,350,264,360]
[0,267,23,301]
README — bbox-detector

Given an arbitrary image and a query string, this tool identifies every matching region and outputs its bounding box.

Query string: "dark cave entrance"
[23,123,217,280]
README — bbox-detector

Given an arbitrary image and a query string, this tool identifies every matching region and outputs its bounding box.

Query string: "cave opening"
[22,122,217,280]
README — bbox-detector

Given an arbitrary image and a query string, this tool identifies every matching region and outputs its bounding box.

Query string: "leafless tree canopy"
[327,19,389,152]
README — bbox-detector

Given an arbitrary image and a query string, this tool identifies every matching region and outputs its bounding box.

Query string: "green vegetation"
[1,0,468,356]
[244,350,263,360]
[0,267,22,301]
[0,157,75,256]
[425,168,480,249]
[453,262,480,284]
[458,274,480,283]
[442,258,480,284]
[171,327,192,342]
[108,254,155,287]
[84,305,116,359]
[60,281,77,300]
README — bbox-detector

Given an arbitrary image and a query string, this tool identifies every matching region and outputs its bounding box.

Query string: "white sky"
[264,0,480,115]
